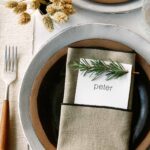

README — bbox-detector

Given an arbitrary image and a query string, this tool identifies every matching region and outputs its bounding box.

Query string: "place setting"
[0,0,150,150]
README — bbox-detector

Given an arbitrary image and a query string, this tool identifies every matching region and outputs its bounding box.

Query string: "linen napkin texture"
[0,5,33,150]
[57,48,135,150]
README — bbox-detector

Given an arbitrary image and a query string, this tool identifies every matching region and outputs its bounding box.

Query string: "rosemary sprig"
[71,58,128,80]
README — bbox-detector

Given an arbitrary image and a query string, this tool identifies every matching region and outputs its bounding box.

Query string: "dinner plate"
[37,53,150,149]
[19,23,150,150]
[74,0,143,13]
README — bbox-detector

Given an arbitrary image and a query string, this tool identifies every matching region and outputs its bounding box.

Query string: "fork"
[0,46,17,150]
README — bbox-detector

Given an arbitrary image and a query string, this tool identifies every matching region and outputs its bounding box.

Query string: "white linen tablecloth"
[0,5,34,150]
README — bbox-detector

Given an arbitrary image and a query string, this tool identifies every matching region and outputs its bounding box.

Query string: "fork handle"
[0,100,9,150]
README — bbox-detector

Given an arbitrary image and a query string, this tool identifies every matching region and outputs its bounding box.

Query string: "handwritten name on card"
[74,59,132,109]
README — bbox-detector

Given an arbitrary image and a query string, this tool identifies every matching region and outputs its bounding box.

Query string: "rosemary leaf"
[71,58,128,81]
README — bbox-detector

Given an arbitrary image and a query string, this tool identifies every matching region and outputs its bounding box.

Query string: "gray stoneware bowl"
[73,0,143,13]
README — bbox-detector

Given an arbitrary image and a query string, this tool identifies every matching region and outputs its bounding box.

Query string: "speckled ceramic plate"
[19,23,150,150]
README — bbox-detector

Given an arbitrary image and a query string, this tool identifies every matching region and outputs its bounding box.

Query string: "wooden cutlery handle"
[0,100,9,150]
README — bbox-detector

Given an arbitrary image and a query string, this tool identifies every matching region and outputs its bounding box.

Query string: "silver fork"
[0,46,18,150]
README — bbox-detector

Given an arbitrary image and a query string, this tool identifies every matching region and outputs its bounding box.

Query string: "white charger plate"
[19,23,150,150]
[74,0,143,13]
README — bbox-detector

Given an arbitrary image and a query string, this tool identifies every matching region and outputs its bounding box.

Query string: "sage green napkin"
[57,48,135,150]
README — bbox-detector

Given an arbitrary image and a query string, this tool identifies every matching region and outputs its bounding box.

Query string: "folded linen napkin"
[0,5,33,150]
[57,48,135,150]
[63,48,135,107]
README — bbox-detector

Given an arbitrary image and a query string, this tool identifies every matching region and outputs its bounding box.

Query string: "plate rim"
[19,23,150,150]
[73,0,143,13]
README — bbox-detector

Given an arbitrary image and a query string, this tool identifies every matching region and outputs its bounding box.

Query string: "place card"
[74,59,132,109]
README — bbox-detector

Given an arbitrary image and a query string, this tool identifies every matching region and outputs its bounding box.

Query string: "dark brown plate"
[37,54,150,149]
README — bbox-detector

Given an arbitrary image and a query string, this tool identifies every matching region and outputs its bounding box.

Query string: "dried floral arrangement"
[6,0,75,31]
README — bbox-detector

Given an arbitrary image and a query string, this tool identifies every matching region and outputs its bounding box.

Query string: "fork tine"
[14,46,17,71]
[4,46,18,72]
[12,46,15,72]
[13,47,15,72]
[8,46,11,71]
[6,46,10,72]
[10,47,12,72]
[5,46,7,71]
[11,46,14,72]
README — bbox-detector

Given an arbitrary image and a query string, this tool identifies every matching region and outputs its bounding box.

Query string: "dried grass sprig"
[43,15,54,31]
[61,0,72,4]
[46,4,56,14]
[30,0,41,9]
[6,0,75,31]
[50,0,60,3]
[53,11,68,23]
[13,2,27,14]
[39,0,48,5]
[19,12,31,24]
[63,4,75,15]
[6,1,18,8]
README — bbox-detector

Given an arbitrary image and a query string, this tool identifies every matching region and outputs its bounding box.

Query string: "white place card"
[74,59,132,109]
